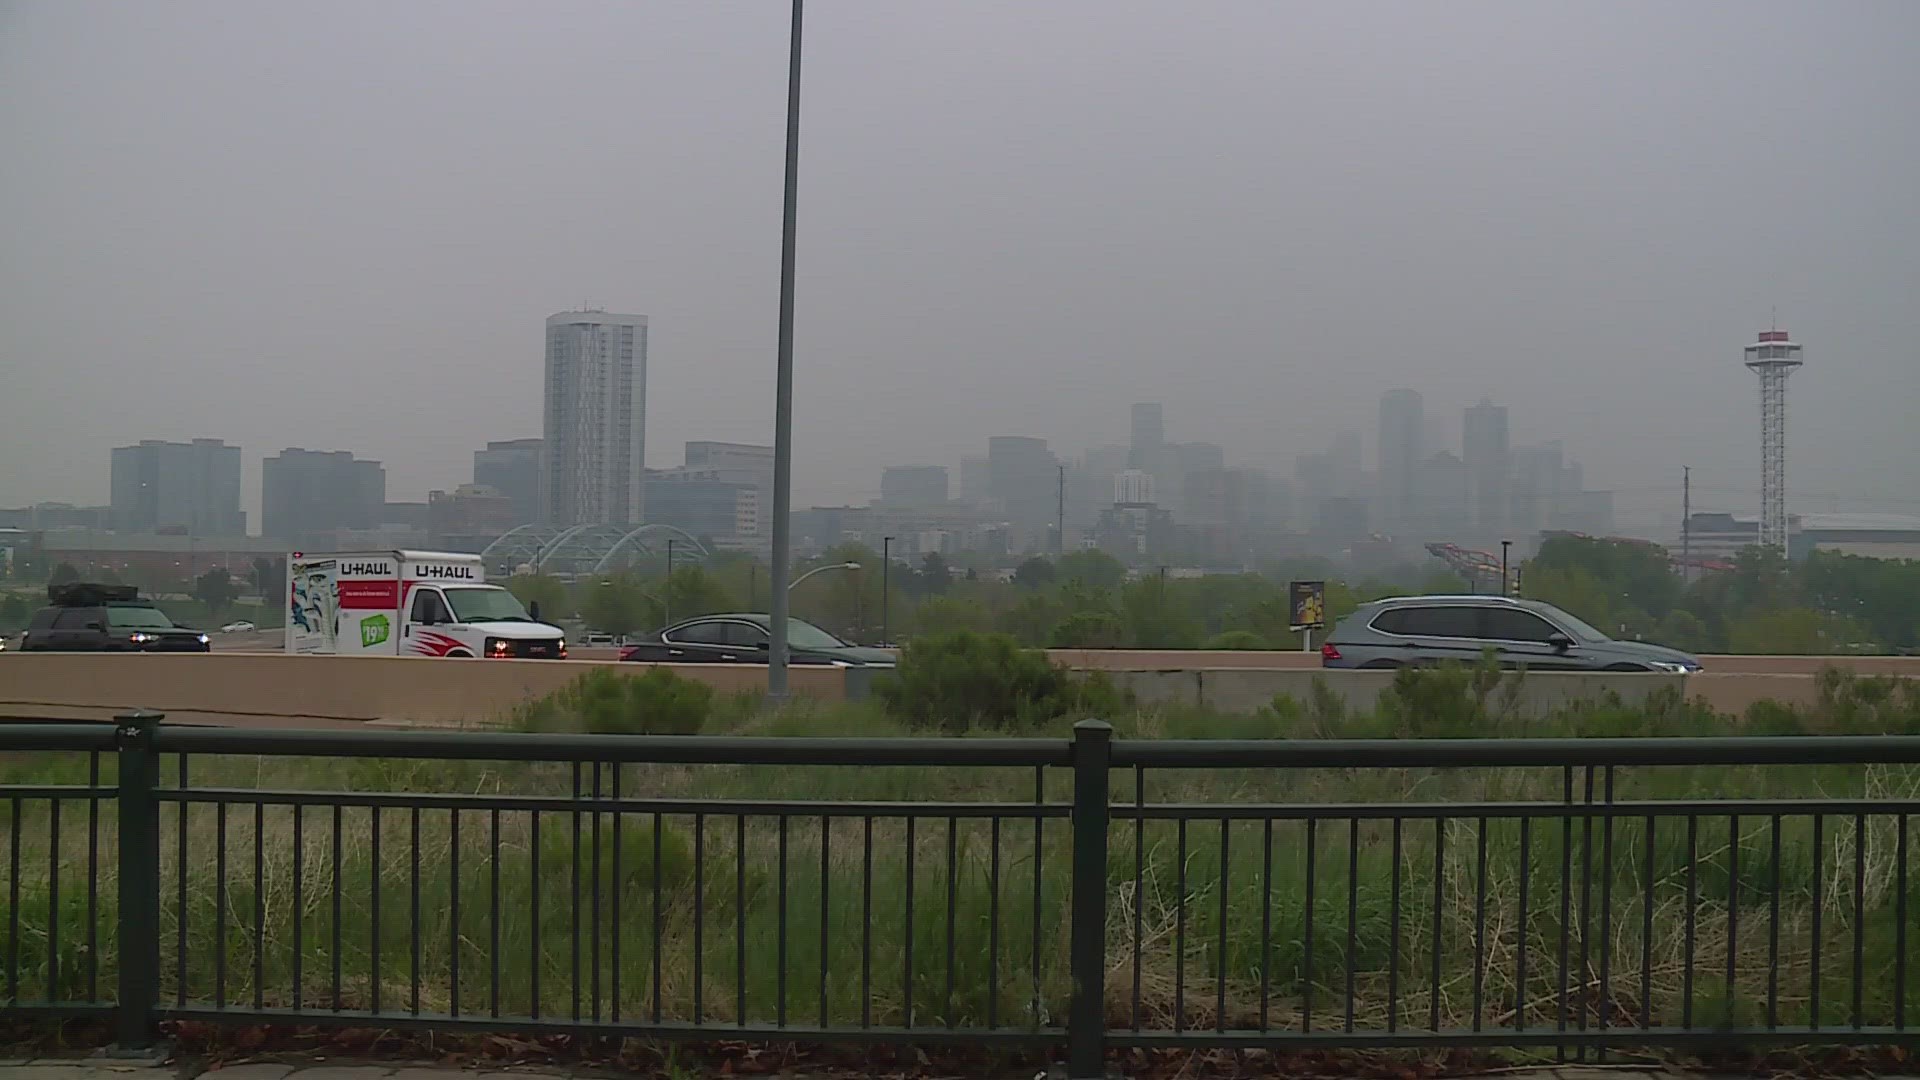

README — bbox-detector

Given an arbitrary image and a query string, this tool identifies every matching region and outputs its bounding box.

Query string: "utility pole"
[1681,466,1691,586]
[664,537,674,625]
[881,536,892,646]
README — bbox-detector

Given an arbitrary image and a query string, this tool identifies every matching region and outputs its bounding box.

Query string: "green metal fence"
[8,715,1920,1076]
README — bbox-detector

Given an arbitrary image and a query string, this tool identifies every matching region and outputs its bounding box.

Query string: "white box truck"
[286,550,567,659]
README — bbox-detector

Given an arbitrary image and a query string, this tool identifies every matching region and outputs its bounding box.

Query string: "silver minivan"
[1320,595,1701,672]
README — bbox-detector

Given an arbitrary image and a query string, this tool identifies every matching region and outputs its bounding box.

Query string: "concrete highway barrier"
[2,649,1886,728]
[0,653,847,728]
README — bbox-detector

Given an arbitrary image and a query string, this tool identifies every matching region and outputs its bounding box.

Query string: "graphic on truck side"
[359,613,391,648]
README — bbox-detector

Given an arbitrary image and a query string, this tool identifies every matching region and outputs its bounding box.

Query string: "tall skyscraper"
[1377,389,1423,531]
[543,310,648,527]
[1129,403,1164,468]
[261,448,386,547]
[109,438,244,536]
[987,436,1058,527]
[879,466,950,508]
[473,438,543,526]
[1462,400,1510,535]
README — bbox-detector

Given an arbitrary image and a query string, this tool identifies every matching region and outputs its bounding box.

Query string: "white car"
[220,621,257,633]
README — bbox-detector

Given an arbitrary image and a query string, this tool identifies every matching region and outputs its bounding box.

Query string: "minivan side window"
[1370,609,1417,635]
[1483,608,1560,643]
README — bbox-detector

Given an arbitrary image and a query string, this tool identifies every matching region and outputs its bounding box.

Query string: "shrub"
[1203,630,1269,651]
[875,630,1131,733]
[1051,610,1126,649]
[514,667,713,735]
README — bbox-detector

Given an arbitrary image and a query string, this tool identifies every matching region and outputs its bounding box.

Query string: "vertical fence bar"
[1517,815,1531,1033]
[1346,817,1359,1035]
[1067,720,1111,1080]
[1260,817,1273,1032]
[175,755,188,1009]
[1899,814,1909,1031]
[1132,765,1145,1032]
[1853,812,1867,1030]
[292,803,304,1011]
[1811,814,1823,1029]
[1682,813,1697,1029]
[1388,816,1402,1033]
[1217,816,1231,1033]
[113,711,162,1049]
[820,813,831,1029]
[1305,817,1318,1033]
[332,804,343,1012]
[9,794,20,1004]
[1032,766,1044,1032]
[903,815,916,1028]
[1768,813,1781,1029]
[86,751,99,1003]
[369,805,380,1016]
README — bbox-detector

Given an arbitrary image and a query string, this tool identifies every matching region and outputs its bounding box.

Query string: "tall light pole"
[1499,540,1511,597]
[767,0,805,697]
[664,537,675,625]
[881,536,893,645]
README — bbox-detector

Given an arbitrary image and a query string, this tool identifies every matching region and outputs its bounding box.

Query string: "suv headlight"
[1646,660,1696,673]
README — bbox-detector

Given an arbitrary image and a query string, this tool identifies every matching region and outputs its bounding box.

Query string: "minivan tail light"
[1320,642,1342,661]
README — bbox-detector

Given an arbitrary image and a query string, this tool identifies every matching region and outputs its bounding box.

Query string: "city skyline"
[5,3,1920,532]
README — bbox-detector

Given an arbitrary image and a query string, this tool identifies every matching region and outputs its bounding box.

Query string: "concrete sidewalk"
[0,1061,1712,1080]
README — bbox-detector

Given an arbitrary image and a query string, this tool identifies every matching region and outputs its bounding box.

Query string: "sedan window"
[666,621,731,646]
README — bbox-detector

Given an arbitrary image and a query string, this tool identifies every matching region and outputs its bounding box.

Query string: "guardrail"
[6,717,1920,1076]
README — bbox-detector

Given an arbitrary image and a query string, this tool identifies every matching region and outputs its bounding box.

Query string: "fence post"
[1068,719,1112,1079]
[113,710,163,1051]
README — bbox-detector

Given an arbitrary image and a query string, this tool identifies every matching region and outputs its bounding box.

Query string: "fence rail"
[6,715,1920,1077]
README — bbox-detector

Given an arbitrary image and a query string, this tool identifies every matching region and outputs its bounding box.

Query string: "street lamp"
[788,561,859,592]
[1500,540,1511,597]
[881,537,893,646]
[767,0,805,698]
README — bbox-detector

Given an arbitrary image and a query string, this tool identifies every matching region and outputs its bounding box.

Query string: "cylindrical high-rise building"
[543,310,648,527]
[1743,328,1803,555]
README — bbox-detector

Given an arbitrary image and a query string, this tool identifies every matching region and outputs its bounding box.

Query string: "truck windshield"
[105,604,176,629]
[444,587,533,623]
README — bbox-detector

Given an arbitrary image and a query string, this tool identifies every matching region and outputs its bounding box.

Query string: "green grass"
[6,670,1920,1043]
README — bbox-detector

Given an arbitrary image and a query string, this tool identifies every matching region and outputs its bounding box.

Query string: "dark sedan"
[620,614,894,667]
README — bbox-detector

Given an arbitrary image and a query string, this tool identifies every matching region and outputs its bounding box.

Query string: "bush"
[875,630,1131,733]
[514,667,713,735]
[1203,630,1269,651]
[1051,610,1126,649]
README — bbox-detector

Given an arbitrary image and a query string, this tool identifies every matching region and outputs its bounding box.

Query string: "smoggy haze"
[2,0,1917,527]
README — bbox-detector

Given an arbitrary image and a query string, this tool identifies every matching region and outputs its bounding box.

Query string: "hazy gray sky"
[3,0,1917,526]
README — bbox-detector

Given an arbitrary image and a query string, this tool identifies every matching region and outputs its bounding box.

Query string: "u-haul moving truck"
[287,550,567,659]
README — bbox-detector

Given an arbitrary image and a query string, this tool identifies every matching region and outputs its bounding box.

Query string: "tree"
[663,566,732,621]
[49,562,80,588]
[192,568,239,617]
[1057,550,1126,590]
[1051,610,1126,648]
[506,574,573,622]
[1012,557,1056,590]
[913,553,951,597]
[581,576,661,639]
